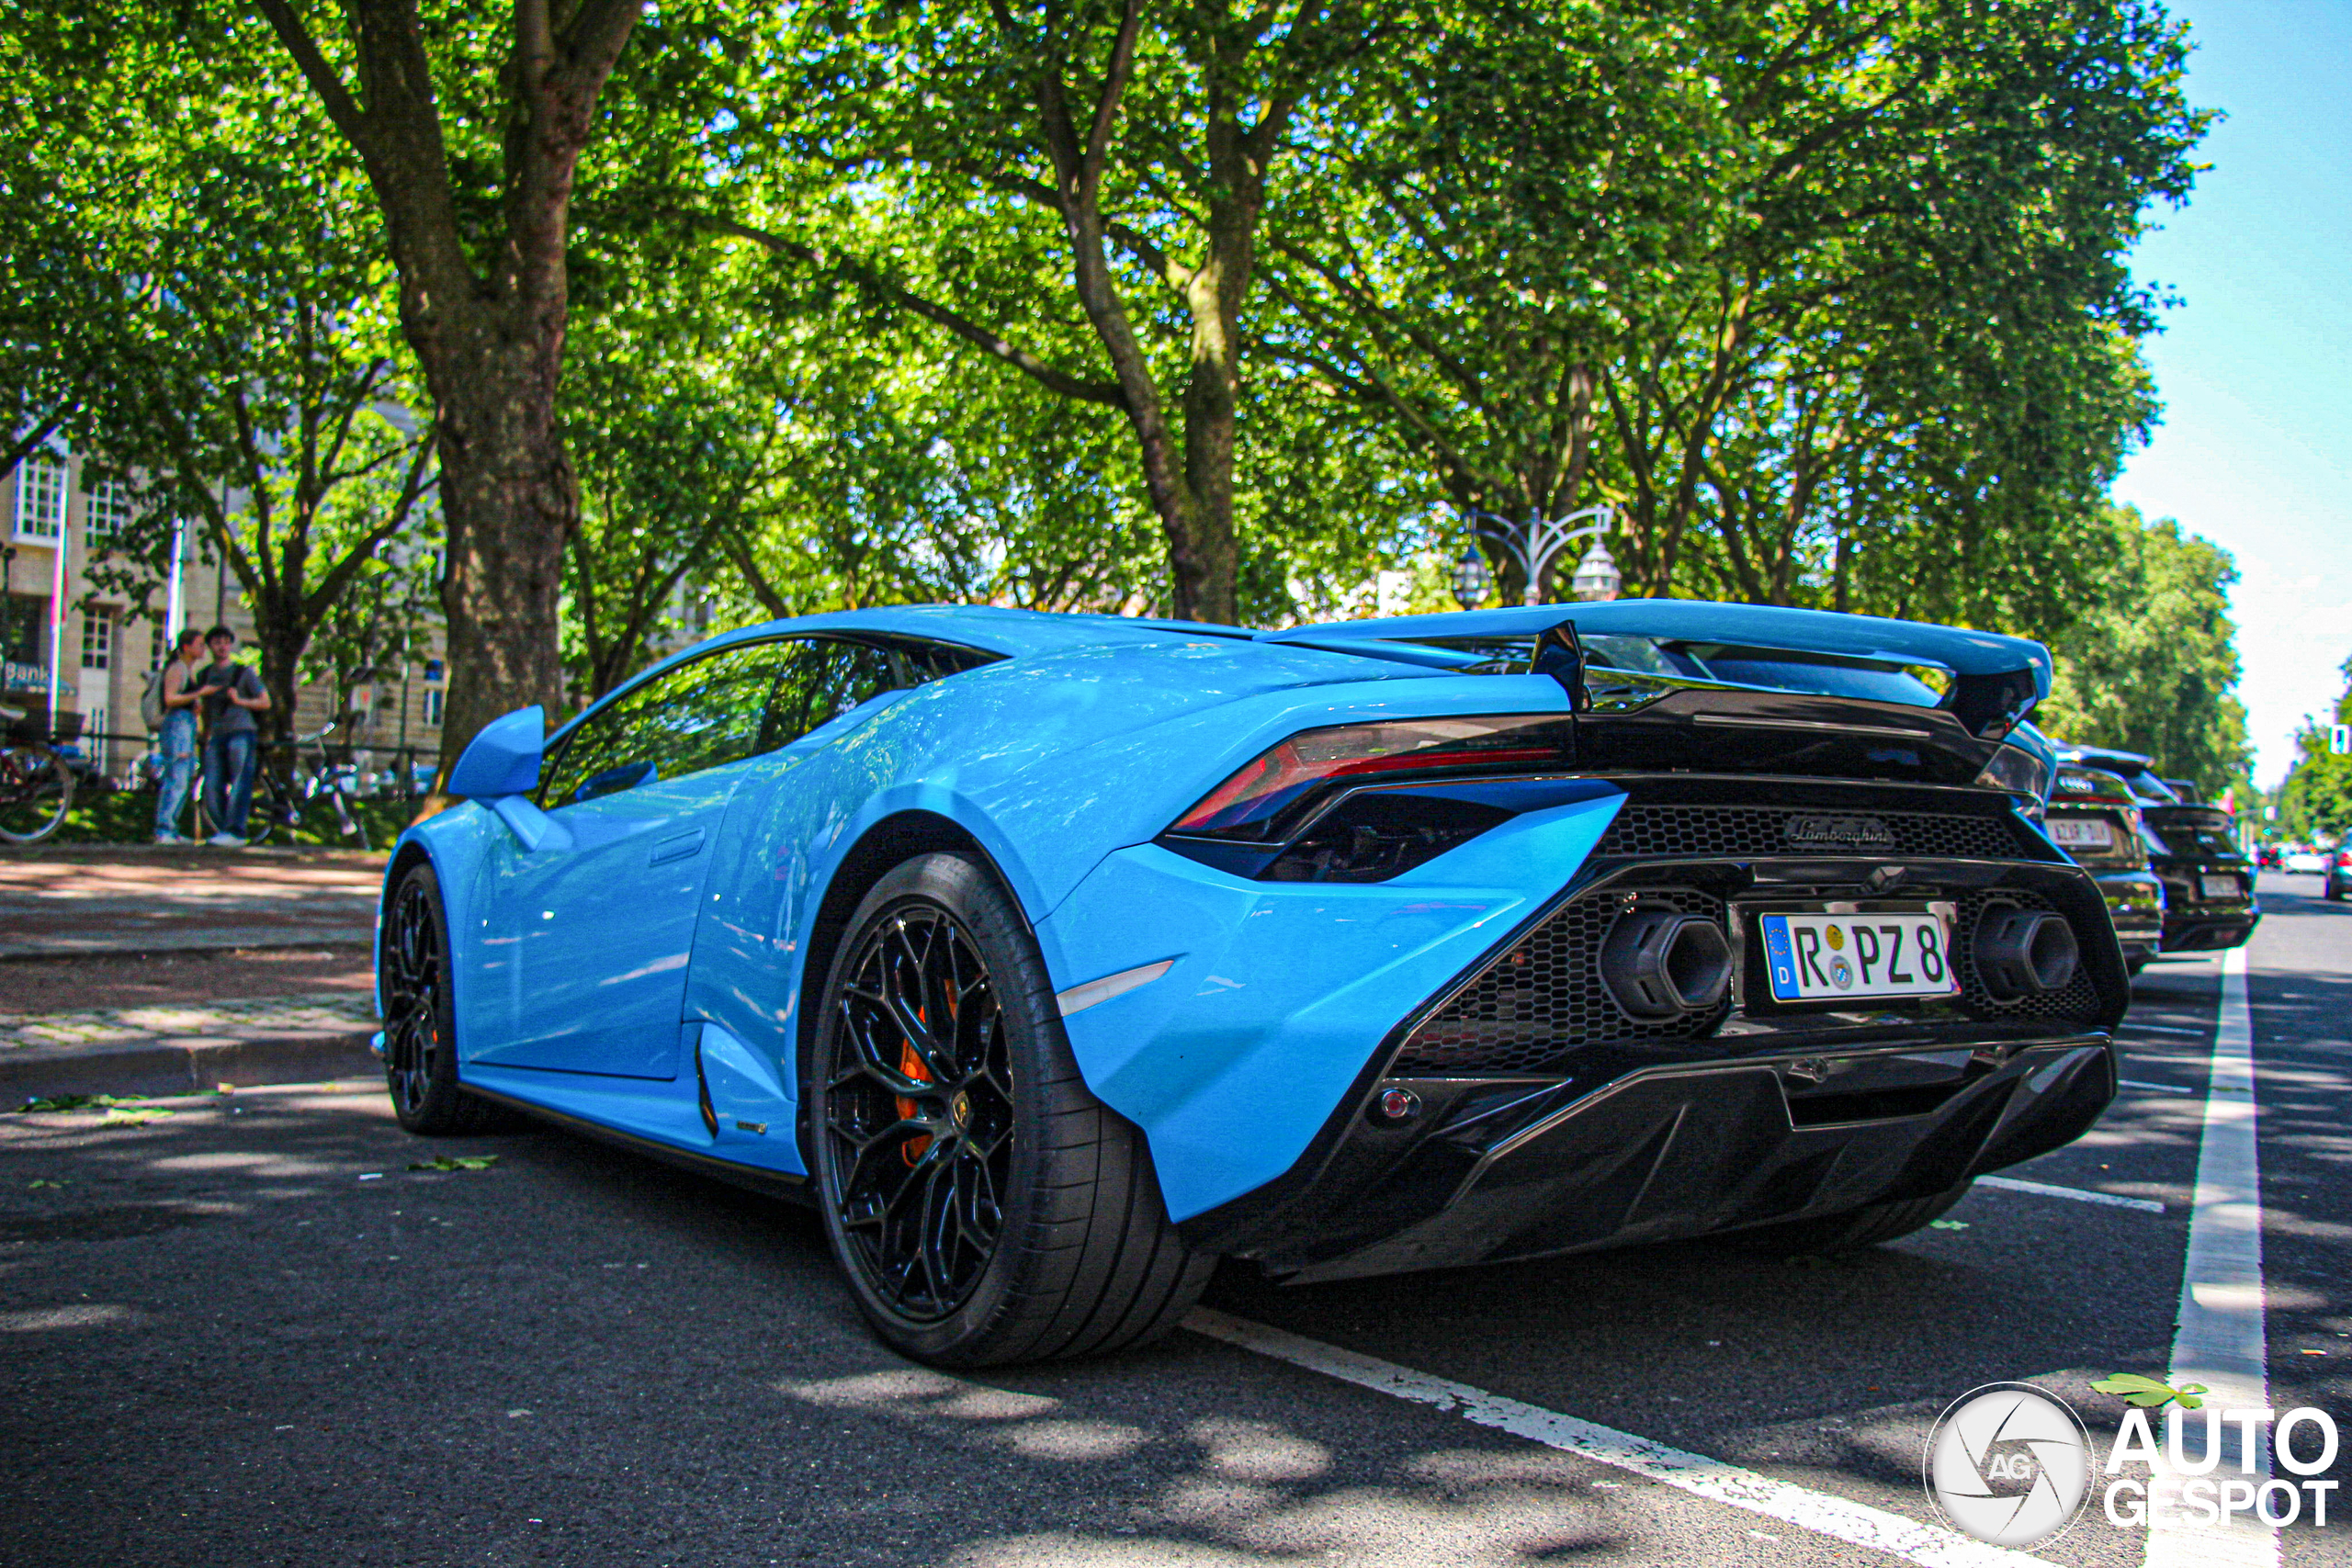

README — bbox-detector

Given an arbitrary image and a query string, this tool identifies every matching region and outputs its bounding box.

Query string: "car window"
[762,639,900,751]
[541,639,811,807]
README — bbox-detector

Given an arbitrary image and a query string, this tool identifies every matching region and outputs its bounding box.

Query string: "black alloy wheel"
[821,903,1015,1322]
[379,863,500,1134]
[809,852,1212,1367]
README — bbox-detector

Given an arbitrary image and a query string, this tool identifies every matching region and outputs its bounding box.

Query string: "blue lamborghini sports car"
[375,602,2125,1365]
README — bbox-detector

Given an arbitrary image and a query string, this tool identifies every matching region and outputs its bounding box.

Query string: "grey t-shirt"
[199,662,265,735]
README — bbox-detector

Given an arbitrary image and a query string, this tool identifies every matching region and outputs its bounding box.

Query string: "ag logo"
[1924,1382,2092,1547]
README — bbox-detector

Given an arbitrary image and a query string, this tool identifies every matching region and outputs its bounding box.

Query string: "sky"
[2109,0,2352,786]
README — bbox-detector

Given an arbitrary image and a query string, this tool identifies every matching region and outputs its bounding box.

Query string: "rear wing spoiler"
[1262,601,2052,739]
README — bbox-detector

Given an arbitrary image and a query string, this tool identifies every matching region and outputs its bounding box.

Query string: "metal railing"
[55,728,439,804]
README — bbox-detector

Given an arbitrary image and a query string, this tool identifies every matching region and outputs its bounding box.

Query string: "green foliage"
[2036,506,2252,798]
[1268,0,2207,624]
[2274,659,2352,840]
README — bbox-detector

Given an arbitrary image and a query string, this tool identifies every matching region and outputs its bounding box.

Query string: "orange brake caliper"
[898,1010,933,1165]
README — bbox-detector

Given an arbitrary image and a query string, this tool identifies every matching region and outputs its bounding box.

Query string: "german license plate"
[2200,874,2241,900]
[1759,911,1959,1002]
[2049,818,2114,851]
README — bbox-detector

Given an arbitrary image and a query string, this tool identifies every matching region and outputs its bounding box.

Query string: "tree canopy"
[9,0,2243,759]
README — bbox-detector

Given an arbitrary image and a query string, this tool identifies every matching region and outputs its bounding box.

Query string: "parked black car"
[2045,765,2166,972]
[2325,844,2352,903]
[2052,743,2258,953]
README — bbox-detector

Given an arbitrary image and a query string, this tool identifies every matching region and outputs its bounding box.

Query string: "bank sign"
[2,659,49,694]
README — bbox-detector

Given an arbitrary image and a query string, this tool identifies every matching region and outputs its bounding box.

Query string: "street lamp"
[1568,537,1622,603]
[1450,545,1493,611]
[1462,502,1619,606]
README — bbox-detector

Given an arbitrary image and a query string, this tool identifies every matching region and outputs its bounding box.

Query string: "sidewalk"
[0,992,379,1100]
[0,845,382,957]
[1,846,386,1098]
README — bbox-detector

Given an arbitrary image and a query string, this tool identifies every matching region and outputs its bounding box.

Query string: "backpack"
[140,663,173,730]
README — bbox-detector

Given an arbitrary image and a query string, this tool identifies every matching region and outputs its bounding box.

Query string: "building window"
[83,701,109,745]
[422,687,446,727]
[81,612,114,670]
[13,455,67,543]
[84,478,130,542]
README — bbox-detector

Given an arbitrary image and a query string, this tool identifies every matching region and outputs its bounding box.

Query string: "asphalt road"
[2,872,2345,1567]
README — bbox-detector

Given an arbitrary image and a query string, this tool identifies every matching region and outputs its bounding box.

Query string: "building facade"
[3,446,447,777]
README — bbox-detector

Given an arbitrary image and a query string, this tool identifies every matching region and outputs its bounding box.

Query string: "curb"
[0,1030,380,1101]
[0,929,376,960]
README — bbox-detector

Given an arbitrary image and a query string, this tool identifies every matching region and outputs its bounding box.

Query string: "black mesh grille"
[1595,805,2025,861]
[1394,883,2104,1075]
[1953,888,2103,1021]
[1395,888,1730,1074]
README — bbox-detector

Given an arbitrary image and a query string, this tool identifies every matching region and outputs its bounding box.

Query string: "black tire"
[808,852,1213,1367]
[379,862,503,1134]
[1721,1181,1973,1256]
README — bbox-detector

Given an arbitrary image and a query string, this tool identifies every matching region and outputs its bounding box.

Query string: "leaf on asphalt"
[100,1108,176,1126]
[27,1179,68,1190]
[20,1093,159,1114]
[407,1155,498,1173]
[1929,1220,1969,1230]
[2091,1372,2209,1409]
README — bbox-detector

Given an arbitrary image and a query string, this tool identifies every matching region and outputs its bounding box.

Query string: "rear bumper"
[2091,870,2165,955]
[2162,909,2260,952]
[1182,1035,2116,1281]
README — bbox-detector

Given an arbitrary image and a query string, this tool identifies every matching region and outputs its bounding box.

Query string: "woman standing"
[151,628,209,844]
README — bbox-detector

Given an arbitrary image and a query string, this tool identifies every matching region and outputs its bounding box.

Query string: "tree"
[2272,660,2352,841]
[243,0,649,776]
[0,17,158,476]
[1262,0,2205,624]
[713,0,1383,624]
[2036,506,2253,798]
[57,51,440,750]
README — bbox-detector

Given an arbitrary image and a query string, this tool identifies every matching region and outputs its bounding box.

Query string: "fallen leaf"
[408,1155,499,1173]
[1930,1220,1969,1230]
[2091,1372,2208,1409]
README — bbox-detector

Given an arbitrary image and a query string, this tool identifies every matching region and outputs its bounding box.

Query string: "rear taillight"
[1170,714,1573,840]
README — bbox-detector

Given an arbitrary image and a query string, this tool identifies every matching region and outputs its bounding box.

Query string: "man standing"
[151,628,209,843]
[197,625,269,847]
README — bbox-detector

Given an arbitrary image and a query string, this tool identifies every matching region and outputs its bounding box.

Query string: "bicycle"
[178,722,370,850]
[0,703,77,844]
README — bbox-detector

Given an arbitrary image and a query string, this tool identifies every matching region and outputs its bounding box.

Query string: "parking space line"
[1976,1174,2165,1213]
[1185,1307,2059,1568]
[2117,1077,2195,1096]
[2146,943,2275,1568]
[2122,1023,2211,1037]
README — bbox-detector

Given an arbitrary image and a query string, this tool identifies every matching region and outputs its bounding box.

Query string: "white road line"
[2123,1023,2210,1037]
[2118,1077,2195,1096]
[1185,1307,2059,1568]
[1975,1175,2165,1213]
[2146,943,2275,1568]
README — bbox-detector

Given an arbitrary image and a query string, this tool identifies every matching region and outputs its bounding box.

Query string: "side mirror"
[447,705,545,801]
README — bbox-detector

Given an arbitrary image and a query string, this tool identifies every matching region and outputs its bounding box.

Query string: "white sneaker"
[154,831,190,845]
[207,833,247,848]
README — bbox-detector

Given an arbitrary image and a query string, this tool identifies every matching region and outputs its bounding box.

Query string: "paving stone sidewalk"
[0,845,382,956]
[0,991,380,1100]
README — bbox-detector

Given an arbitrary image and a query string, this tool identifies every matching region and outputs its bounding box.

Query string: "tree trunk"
[254,609,305,752]
[427,342,575,760]
[252,0,643,791]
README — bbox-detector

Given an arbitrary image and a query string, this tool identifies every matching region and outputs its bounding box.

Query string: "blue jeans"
[203,729,257,836]
[153,711,197,838]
